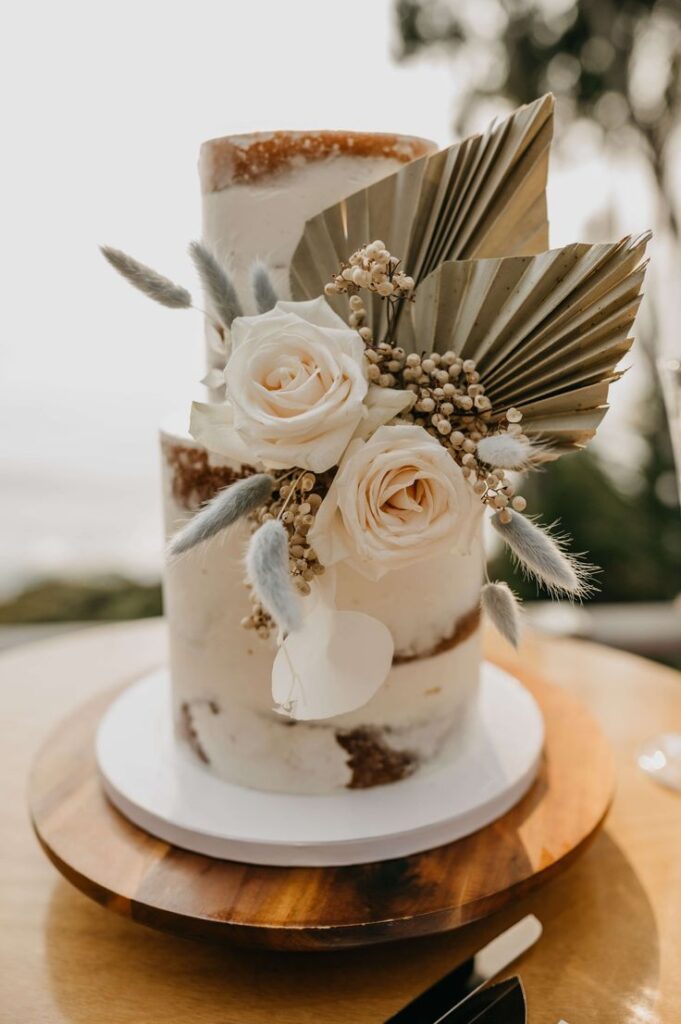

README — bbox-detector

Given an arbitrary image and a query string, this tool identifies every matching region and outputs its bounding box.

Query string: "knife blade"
[383,915,541,1024]
[434,976,527,1024]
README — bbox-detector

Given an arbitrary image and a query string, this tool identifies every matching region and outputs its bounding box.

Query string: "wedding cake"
[103,97,648,797]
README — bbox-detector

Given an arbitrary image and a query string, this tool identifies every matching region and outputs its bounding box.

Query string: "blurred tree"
[396,0,681,231]
[0,576,162,623]
[395,0,681,602]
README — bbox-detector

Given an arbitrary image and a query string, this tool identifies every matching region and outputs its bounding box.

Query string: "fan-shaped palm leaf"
[408,233,650,451]
[290,94,554,338]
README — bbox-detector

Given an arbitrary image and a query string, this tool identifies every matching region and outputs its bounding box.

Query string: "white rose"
[309,424,482,580]
[190,298,412,474]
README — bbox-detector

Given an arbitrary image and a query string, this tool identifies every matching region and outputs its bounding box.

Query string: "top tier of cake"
[199,130,435,350]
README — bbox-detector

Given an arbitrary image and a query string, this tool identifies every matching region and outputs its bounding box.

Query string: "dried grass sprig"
[246,520,303,635]
[477,433,538,470]
[252,261,278,313]
[168,474,274,558]
[100,246,191,309]
[189,241,242,327]
[491,511,596,598]
[481,581,521,647]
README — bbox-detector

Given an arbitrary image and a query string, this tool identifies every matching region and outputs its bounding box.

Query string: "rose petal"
[274,296,349,331]
[200,368,226,389]
[354,385,416,440]
[189,401,257,463]
[308,423,484,578]
[220,301,369,472]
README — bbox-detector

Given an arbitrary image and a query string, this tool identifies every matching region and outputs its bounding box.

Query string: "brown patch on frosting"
[179,702,210,764]
[200,130,435,192]
[178,699,219,764]
[393,604,482,665]
[163,441,257,511]
[336,727,417,789]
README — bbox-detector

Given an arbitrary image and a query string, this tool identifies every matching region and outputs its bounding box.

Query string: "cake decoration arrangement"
[101,94,649,796]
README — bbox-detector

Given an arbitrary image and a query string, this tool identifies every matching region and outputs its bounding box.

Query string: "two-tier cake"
[102,95,648,805]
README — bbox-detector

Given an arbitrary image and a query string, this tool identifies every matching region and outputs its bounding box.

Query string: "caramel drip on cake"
[335,727,417,789]
[200,130,435,192]
[393,604,482,664]
[163,442,257,511]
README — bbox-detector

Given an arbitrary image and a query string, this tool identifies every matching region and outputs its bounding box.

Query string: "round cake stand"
[29,660,614,951]
[95,664,543,867]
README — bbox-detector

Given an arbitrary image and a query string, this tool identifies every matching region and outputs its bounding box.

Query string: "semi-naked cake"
[103,97,648,800]
[163,130,482,794]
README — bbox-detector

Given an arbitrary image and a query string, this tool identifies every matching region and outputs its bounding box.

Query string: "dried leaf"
[410,235,649,452]
[291,95,554,338]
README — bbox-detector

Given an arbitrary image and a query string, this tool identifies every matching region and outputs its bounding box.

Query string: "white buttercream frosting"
[200,132,434,371]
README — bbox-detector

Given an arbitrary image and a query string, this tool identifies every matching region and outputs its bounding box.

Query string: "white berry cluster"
[324,240,415,306]
[361,342,529,521]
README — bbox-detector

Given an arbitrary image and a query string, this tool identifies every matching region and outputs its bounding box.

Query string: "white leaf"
[271,572,393,721]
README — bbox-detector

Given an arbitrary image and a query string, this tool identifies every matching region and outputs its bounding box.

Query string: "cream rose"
[190,298,412,473]
[310,424,482,580]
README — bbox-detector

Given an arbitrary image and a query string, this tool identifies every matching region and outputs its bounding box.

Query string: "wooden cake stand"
[28,658,614,951]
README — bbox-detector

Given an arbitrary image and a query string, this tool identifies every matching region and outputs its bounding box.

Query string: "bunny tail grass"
[189,241,242,327]
[252,261,279,313]
[476,433,536,470]
[168,474,274,557]
[100,246,192,309]
[481,582,521,648]
[491,512,597,598]
[246,520,303,634]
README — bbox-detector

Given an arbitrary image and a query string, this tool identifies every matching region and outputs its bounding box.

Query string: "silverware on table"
[433,976,526,1023]
[383,914,541,1023]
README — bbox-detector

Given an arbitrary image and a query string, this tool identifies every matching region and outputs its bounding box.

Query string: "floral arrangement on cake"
[102,95,649,721]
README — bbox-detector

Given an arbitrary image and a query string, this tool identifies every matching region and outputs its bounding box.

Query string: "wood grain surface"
[28,657,613,950]
[2,620,681,1022]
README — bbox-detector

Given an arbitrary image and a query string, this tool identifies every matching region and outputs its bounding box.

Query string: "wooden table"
[2,620,680,1023]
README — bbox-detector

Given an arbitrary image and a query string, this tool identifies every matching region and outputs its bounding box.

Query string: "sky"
[0,0,671,593]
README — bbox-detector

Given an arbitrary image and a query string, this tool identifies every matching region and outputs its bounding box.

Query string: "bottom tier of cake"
[161,424,483,795]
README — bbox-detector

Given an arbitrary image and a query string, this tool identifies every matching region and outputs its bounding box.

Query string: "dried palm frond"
[409,234,650,451]
[290,94,554,337]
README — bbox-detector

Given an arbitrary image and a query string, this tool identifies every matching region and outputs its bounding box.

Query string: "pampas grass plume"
[246,520,303,634]
[491,511,596,598]
[481,581,521,648]
[189,241,243,327]
[168,474,274,557]
[252,261,279,313]
[100,246,192,309]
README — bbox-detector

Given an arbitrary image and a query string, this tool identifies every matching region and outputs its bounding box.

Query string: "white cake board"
[96,664,544,867]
